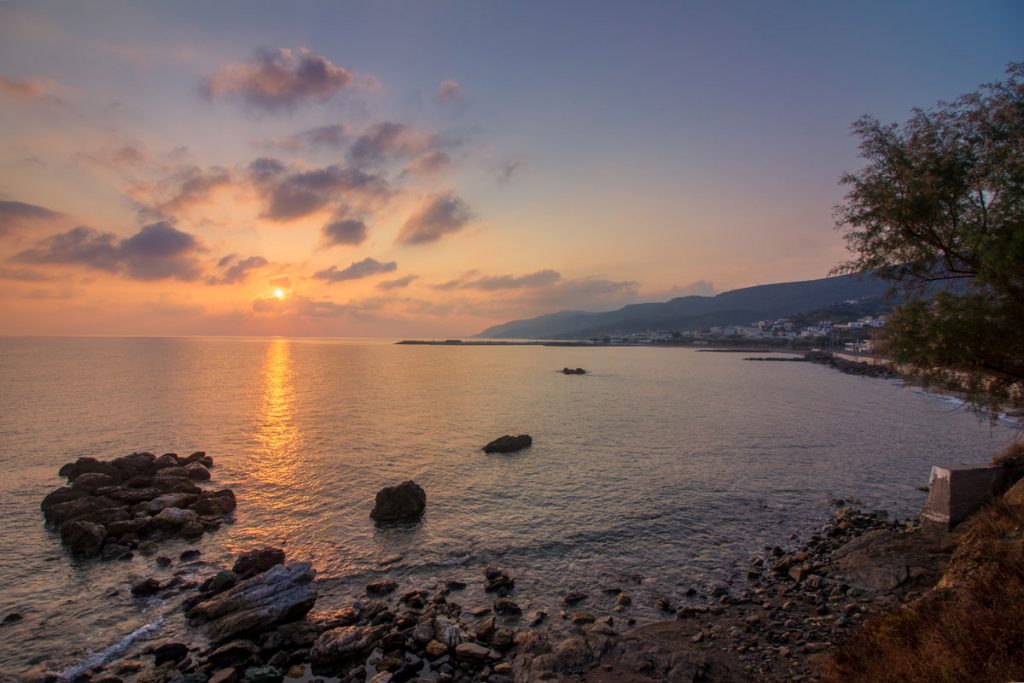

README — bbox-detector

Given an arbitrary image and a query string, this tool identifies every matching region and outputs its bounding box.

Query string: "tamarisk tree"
[834,63,1024,415]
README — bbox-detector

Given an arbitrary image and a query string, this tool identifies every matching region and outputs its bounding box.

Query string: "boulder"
[148,493,199,514]
[310,625,388,672]
[60,520,107,556]
[44,496,123,526]
[370,481,426,522]
[192,490,236,516]
[233,548,286,579]
[152,642,188,665]
[96,486,162,504]
[69,472,119,494]
[187,562,317,642]
[64,457,120,482]
[483,435,532,454]
[184,463,211,480]
[201,570,239,595]
[150,507,200,531]
[153,453,180,470]
[131,577,162,597]
[40,487,88,512]
[110,452,156,478]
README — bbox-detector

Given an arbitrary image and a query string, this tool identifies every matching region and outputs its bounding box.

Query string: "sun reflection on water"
[245,339,312,545]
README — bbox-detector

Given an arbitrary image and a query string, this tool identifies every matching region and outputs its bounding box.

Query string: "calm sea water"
[0,337,1017,676]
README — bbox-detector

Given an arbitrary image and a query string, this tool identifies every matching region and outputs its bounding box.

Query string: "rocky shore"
[29,494,957,683]
[744,351,901,380]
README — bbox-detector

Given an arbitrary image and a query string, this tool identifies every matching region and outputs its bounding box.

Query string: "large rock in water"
[60,520,107,556]
[233,547,286,579]
[483,434,532,454]
[187,562,317,642]
[370,480,426,522]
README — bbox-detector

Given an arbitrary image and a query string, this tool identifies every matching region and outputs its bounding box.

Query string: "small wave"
[59,616,164,680]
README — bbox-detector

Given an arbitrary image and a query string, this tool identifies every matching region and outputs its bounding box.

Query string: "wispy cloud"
[208,254,269,285]
[200,47,362,113]
[0,199,64,237]
[377,274,418,290]
[396,192,473,245]
[313,257,397,283]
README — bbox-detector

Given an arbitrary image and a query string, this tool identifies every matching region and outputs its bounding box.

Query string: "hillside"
[476,273,889,339]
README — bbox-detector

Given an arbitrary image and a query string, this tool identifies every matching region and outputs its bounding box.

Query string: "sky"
[0,1,1020,337]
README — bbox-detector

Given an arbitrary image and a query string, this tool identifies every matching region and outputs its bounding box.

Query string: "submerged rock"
[187,561,317,642]
[483,435,533,454]
[370,480,426,522]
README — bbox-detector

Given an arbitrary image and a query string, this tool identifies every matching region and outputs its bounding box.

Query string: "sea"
[0,337,1017,677]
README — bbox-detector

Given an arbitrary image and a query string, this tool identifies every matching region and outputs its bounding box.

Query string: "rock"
[148,493,199,514]
[192,490,237,516]
[185,463,211,480]
[494,598,521,616]
[44,496,123,526]
[208,639,260,667]
[151,507,200,531]
[60,520,107,555]
[482,435,532,454]
[131,578,162,597]
[484,567,514,593]
[454,642,490,661]
[561,367,586,375]
[40,487,88,512]
[110,452,156,478]
[563,591,588,605]
[233,547,286,579]
[552,636,592,672]
[370,481,426,522]
[64,457,120,482]
[476,616,496,642]
[152,641,188,665]
[156,556,172,568]
[569,612,595,625]
[433,616,463,648]
[525,610,546,626]
[138,541,159,556]
[425,639,448,657]
[309,625,387,672]
[187,562,317,642]
[180,549,202,561]
[365,580,398,596]
[153,453,180,470]
[201,570,239,595]
[208,670,238,683]
[3,612,23,624]
[244,665,284,683]
[98,486,163,504]
[70,472,119,493]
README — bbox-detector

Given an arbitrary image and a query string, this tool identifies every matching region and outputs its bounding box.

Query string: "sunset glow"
[0,2,1019,338]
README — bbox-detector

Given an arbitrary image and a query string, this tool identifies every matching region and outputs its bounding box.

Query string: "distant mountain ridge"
[475,272,889,339]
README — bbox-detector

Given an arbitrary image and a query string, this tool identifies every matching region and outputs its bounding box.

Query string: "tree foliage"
[834,63,1024,414]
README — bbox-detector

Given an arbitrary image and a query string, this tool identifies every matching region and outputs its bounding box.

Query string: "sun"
[273,288,285,299]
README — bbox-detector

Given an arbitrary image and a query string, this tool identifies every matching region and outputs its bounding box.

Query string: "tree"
[833,63,1024,415]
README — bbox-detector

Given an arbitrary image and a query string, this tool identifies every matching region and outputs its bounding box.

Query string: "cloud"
[0,267,55,282]
[253,292,352,317]
[497,160,525,183]
[669,280,717,297]
[0,199,63,236]
[436,79,464,103]
[405,151,452,177]
[313,257,397,283]
[248,157,288,184]
[209,254,269,285]
[13,222,204,281]
[255,162,390,221]
[291,124,351,150]
[396,192,473,245]
[378,274,418,290]
[462,269,562,290]
[322,218,368,247]
[200,47,359,112]
[348,121,439,167]
[0,74,67,107]
[159,167,232,214]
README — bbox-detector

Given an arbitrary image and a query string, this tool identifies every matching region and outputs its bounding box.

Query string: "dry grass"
[992,439,1024,468]
[824,499,1024,683]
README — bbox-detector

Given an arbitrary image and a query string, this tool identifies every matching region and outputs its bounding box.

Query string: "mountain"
[475,273,889,339]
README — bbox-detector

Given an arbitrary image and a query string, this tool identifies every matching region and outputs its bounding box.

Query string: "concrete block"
[921,464,1007,528]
